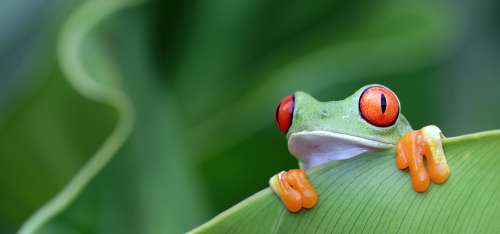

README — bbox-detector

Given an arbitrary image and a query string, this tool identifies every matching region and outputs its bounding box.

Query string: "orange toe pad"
[396,126,450,192]
[269,169,318,212]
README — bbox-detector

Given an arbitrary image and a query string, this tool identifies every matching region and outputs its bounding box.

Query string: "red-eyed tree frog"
[270,84,450,213]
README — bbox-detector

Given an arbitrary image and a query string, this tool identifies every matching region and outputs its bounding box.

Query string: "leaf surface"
[192,131,500,233]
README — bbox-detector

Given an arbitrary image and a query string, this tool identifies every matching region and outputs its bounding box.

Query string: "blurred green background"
[1,0,500,233]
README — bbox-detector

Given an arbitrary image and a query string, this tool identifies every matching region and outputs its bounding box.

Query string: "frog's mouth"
[288,130,394,170]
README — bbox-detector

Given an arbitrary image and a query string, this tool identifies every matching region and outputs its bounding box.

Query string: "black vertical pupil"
[380,93,387,113]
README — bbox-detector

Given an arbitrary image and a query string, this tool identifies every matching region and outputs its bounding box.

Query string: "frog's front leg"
[396,125,450,192]
[269,169,318,212]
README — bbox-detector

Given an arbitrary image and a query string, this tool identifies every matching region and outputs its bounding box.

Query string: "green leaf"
[18,1,139,233]
[19,0,209,233]
[191,130,500,233]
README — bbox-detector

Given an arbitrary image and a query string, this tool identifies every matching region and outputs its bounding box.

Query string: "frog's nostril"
[319,109,328,118]
[276,95,295,133]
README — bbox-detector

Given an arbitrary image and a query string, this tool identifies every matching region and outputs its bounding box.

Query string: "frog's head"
[275,84,412,169]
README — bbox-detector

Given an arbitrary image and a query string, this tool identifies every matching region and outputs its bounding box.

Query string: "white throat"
[288,130,394,170]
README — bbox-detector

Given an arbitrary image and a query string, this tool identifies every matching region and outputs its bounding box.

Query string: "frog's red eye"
[359,86,399,127]
[276,95,295,133]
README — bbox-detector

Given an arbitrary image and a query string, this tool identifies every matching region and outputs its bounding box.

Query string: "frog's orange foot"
[269,169,318,212]
[396,125,450,192]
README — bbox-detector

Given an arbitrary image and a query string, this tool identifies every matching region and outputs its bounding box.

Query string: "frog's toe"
[428,164,449,184]
[411,169,430,192]
[421,125,450,184]
[286,169,318,208]
[269,169,318,212]
[395,140,408,170]
[396,127,450,192]
[269,171,302,212]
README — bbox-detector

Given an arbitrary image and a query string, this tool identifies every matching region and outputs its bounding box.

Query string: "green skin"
[286,84,413,169]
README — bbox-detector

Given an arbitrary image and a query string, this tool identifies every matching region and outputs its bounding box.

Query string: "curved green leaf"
[18,1,143,233]
[191,130,500,233]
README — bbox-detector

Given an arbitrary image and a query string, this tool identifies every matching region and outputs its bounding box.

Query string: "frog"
[270,84,450,212]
